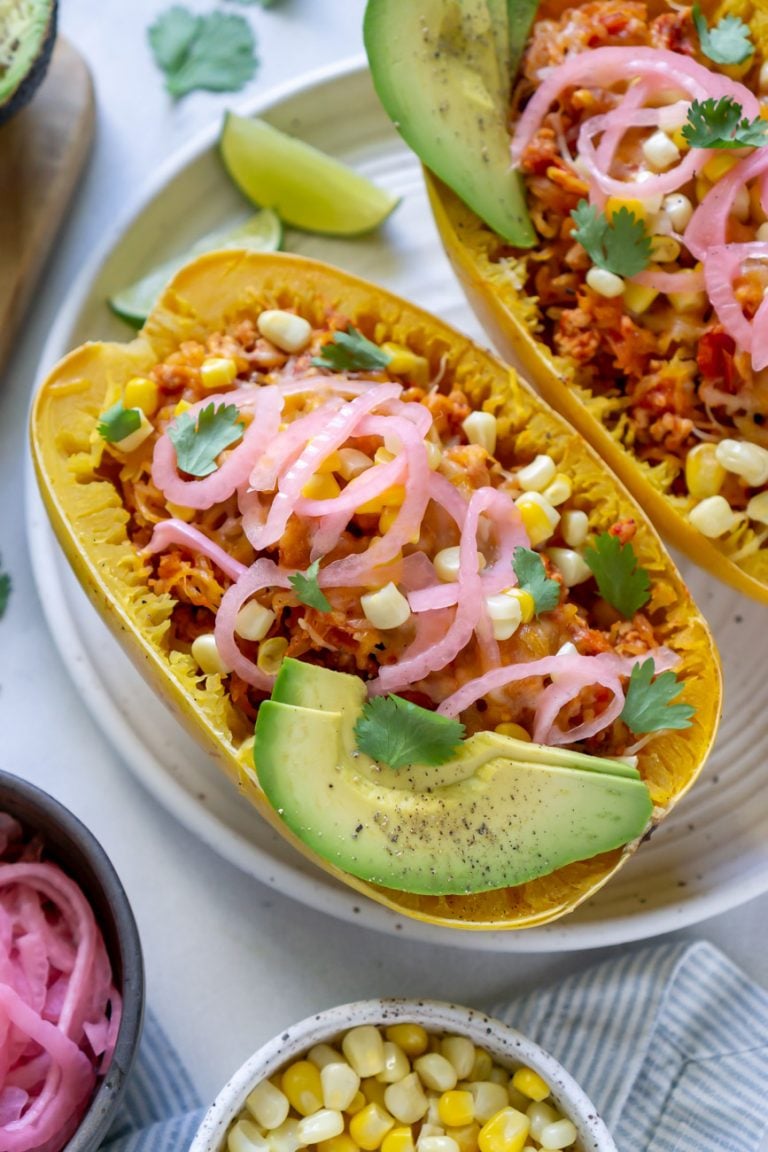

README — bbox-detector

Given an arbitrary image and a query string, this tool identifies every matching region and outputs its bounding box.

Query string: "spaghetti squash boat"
[368,0,768,601]
[31,252,720,930]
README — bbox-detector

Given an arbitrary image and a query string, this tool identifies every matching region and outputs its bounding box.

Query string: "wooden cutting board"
[0,37,94,370]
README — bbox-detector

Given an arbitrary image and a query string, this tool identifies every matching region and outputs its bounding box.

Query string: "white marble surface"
[2,0,768,1120]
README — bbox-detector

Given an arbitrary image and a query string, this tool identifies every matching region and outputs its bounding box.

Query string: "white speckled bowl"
[189,999,616,1152]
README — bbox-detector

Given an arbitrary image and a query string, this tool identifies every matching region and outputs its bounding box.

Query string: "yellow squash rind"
[31,251,721,930]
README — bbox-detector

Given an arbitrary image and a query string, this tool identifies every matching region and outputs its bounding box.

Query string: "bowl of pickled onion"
[0,769,144,1152]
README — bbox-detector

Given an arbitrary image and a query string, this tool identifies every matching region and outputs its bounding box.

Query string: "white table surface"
[2,0,768,1119]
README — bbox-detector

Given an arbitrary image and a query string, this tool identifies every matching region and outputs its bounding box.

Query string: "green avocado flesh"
[0,0,56,124]
[364,0,536,246]
[256,660,652,896]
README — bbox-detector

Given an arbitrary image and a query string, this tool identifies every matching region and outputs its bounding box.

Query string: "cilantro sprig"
[312,327,393,373]
[289,559,332,613]
[620,659,695,733]
[682,96,768,150]
[168,402,244,477]
[512,547,560,615]
[97,401,142,445]
[570,201,652,278]
[693,4,753,65]
[583,533,651,619]
[354,695,465,770]
[0,559,10,621]
[148,7,258,98]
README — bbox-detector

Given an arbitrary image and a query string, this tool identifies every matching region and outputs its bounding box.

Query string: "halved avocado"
[0,0,57,126]
[254,660,653,896]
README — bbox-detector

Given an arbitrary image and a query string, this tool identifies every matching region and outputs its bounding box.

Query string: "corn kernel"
[477,1107,530,1152]
[257,636,289,675]
[504,588,535,625]
[166,501,196,522]
[246,1079,290,1129]
[517,454,556,493]
[462,412,497,456]
[336,448,374,480]
[623,280,659,315]
[515,492,560,547]
[379,506,419,542]
[257,310,313,353]
[559,509,589,548]
[525,1103,557,1144]
[506,1087,529,1114]
[173,398,192,417]
[668,124,689,150]
[318,1136,360,1152]
[321,1063,361,1111]
[112,408,153,453]
[649,235,680,263]
[316,450,343,475]
[604,196,647,224]
[469,1052,493,1082]
[487,1068,508,1088]
[685,443,726,500]
[229,1119,270,1152]
[348,1092,368,1116]
[441,1037,475,1079]
[235,601,276,642]
[360,583,411,630]
[642,130,680,171]
[349,1104,395,1151]
[385,1024,430,1057]
[510,1068,550,1103]
[715,438,768,486]
[585,267,625,297]
[546,547,591,588]
[356,485,406,515]
[484,593,523,641]
[695,175,710,205]
[200,357,238,390]
[494,723,531,742]
[669,288,708,313]
[363,1078,389,1110]
[382,343,430,386]
[662,192,693,232]
[384,1072,429,1125]
[445,1124,480,1152]
[688,495,739,538]
[382,1129,416,1152]
[268,1119,302,1152]
[434,547,486,582]
[702,152,741,182]
[377,1042,411,1084]
[123,376,159,415]
[747,490,768,524]
[425,440,442,470]
[301,473,342,501]
[413,1054,458,1093]
[541,474,572,507]
[539,1118,577,1150]
[191,634,231,677]
[343,1027,386,1078]
[419,1139,459,1152]
[297,1110,346,1146]
[309,1045,344,1069]
[438,1092,475,1128]
[281,1060,323,1116]
[375,447,397,465]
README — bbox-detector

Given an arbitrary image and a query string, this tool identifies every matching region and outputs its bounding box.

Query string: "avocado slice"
[363,0,536,246]
[254,675,653,895]
[0,0,57,126]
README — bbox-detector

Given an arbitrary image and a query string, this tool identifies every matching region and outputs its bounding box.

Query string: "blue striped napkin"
[103,939,768,1152]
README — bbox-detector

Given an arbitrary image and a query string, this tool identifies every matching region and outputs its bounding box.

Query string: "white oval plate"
[26,58,768,952]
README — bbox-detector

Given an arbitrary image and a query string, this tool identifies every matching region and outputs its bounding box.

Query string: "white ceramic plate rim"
[25,56,768,952]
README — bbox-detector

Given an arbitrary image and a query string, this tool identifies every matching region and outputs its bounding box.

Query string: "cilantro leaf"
[682,96,768,150]
[620,659,695,733]
[149,8,258,99]
[512,546,560,615]
[289,559,332,613]
[570,200,652,278]
[311,327,393,373]
[693,4,753,65]
[583,532,651,618]
[168,402,244,477]
[0,561,10,621]
[97,401,142,444]
[354,695,465,770]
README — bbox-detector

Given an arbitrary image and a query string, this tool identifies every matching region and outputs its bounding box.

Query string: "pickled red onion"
[143,520,248,583]
[684,146,768,260]
[152,386,282,510]
[247,399,345,494]
[214,559,291,690]
[704,243,768,367]
[0,829,120,1152]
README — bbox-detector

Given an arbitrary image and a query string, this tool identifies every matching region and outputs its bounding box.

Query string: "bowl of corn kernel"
[188,1000,616,1152]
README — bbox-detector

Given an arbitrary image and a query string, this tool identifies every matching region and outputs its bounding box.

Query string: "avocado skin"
[254,680,653,896]
[364,0,536,247]
[0,0,57,127]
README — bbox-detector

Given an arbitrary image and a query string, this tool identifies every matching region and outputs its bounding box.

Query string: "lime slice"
[219,112,400,236]
[108,209,283,327]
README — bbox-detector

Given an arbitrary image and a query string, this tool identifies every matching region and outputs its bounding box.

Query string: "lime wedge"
[219,112,400,236]
[108,209,283,327]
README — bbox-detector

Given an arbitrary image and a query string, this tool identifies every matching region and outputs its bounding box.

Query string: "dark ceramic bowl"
[0,768,144,1151]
